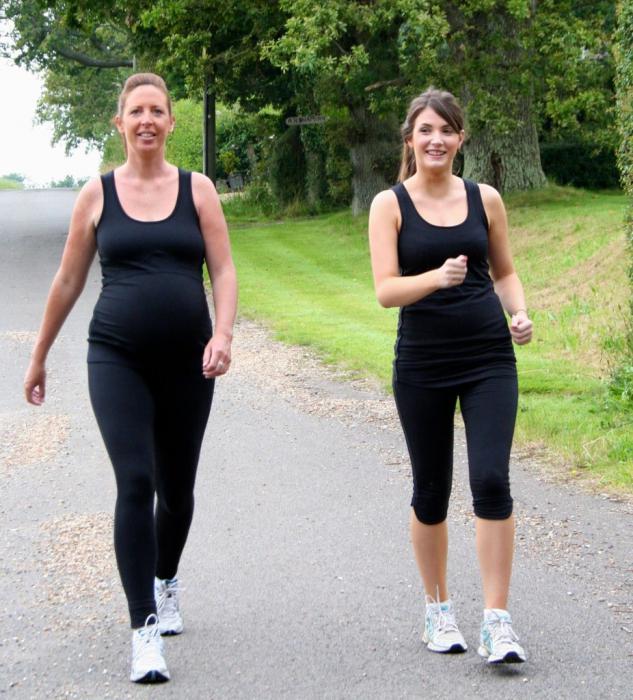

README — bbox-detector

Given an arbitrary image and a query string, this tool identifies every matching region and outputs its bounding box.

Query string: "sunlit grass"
[225,185,631,490]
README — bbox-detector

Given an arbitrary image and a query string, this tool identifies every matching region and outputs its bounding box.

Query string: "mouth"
[137,132,156,140]
[426,149,446,157]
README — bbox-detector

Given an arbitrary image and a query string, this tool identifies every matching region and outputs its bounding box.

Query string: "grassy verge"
[0,178,24,190]
[225,185,632,491]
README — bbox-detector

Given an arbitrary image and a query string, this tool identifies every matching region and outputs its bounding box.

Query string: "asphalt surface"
[0,189,631,699]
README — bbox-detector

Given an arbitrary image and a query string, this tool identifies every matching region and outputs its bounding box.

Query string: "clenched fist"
[437,255,468,289]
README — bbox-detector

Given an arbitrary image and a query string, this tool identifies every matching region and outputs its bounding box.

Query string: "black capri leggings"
[393,374,518,525]
[88,359,214,628]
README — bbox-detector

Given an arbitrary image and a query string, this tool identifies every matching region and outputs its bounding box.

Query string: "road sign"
[285,115,328,126]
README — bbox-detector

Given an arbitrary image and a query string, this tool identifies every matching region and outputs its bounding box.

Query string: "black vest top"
[392,179,515,387]
[87,169,212,366]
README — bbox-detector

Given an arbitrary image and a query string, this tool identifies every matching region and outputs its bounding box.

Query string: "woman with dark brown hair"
[24,73,237,683]
[368,88,532,664]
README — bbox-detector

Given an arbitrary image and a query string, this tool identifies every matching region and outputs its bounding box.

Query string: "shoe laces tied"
[157,580,183,617]
[426,592,459,635]
[487,611,519,647]
[134,614,162,662]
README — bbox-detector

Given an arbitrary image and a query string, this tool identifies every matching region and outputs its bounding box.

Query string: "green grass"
[0,177,24,190]
[226,185,632,491]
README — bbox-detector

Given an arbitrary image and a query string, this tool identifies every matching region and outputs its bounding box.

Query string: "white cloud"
[0,58,101,188]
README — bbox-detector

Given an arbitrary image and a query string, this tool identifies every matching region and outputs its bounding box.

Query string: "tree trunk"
[462,112,546,193]
[349,109,399,215]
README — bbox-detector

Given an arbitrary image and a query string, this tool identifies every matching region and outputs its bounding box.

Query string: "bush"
[268,126,307,205]
[540,141,620,189]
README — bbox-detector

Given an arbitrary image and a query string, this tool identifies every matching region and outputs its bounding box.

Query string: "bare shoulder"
[371,187,398,208]
[478,182,504,208]
[191,171,221,211]
[73,177,103,228]
[369,188,399,221]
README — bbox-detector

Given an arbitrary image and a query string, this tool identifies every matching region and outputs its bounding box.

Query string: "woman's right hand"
[24,359,46,406]
[437,255,468,288]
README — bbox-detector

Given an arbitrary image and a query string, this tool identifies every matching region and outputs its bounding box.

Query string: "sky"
[0,57,102,188]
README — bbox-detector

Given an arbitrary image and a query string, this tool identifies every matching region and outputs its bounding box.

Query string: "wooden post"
[203,74,216,183]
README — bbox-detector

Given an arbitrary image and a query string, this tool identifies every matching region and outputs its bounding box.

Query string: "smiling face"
[407,106,464,173]
[115,84,174,155]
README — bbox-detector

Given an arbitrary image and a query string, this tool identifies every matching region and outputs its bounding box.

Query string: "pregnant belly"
[89,273,212,353]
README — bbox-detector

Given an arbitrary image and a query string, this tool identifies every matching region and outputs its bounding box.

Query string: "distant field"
[224,186,631,491]
[0,178,24,190]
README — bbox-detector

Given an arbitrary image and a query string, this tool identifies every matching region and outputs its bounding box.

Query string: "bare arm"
[481,184,533,345]
[368,189,467,308]
[24,178,102,404]
[192,172,238,378]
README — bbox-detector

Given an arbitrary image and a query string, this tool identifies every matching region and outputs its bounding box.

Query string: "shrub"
[540,141,620,189]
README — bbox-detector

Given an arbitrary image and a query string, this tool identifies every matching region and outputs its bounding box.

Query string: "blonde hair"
[398,88,464,182]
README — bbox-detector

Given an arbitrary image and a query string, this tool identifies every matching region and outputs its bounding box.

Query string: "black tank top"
[87,169,212,366]
[392,178,515,387]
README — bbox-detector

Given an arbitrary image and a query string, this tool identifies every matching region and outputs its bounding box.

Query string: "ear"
[169,115,176,133]
[458,130,465,150]
[114,114,124,135]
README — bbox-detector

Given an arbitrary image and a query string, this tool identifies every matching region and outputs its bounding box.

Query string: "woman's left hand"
[202,333,232,378]
[510,310,533,345]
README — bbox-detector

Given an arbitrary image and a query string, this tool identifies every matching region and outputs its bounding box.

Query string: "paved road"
[0,190,631,699]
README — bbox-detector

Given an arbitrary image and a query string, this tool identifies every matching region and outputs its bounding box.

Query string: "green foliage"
[227,187,631,488]
[616,1,633,196]
[49,174,87,188]
[612,0,633,408]
[1,172,25,184]
[166,100,203,171]
[0,177,24,190]
[268,126,306,205]
[540,142,619,189]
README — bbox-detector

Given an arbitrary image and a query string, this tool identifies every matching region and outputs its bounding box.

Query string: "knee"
[412,489,449,525]
[116,469,154,508]
[471,473,513,519]
[157,491,194,517]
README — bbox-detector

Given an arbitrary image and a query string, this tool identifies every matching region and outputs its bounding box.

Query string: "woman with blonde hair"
[368,88,532,663]
[25,73,237,683]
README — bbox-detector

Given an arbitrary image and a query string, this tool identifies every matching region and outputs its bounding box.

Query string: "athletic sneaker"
[478,609,526,664]
[130,614,170,683]
[155,577,183,635]
[422,596,468,653]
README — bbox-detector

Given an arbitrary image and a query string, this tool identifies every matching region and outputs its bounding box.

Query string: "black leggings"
[393,374,518,524]
[88,360,214,628]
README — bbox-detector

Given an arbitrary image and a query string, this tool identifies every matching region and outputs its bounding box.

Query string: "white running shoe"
[478,609,527,664]
[130,614,170,683]
[423,596,468,653]
[155,577,184,635]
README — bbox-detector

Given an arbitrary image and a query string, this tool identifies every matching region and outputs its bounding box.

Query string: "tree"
[267,0,615,209]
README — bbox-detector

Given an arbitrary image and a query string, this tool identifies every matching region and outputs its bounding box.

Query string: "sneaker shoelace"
[486,612,519,648]
[157,581,183,618]
[134,615,163,664]
[426,593,459,635]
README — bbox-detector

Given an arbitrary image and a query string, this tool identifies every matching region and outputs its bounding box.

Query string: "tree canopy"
[2,0,618,205]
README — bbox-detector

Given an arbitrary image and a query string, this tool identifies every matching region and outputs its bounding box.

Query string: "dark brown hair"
[398,88,464,182]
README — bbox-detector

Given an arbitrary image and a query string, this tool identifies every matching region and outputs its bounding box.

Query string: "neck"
[411,168,455,197]
[121,151,172,179]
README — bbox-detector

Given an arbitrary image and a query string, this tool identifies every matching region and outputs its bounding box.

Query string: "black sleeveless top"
[87,169,212,367]
[392,179,515,388]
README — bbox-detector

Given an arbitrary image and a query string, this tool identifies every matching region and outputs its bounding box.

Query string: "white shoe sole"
[478,645,526,664]
[423,633,467,653]
[158,617,183,636]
